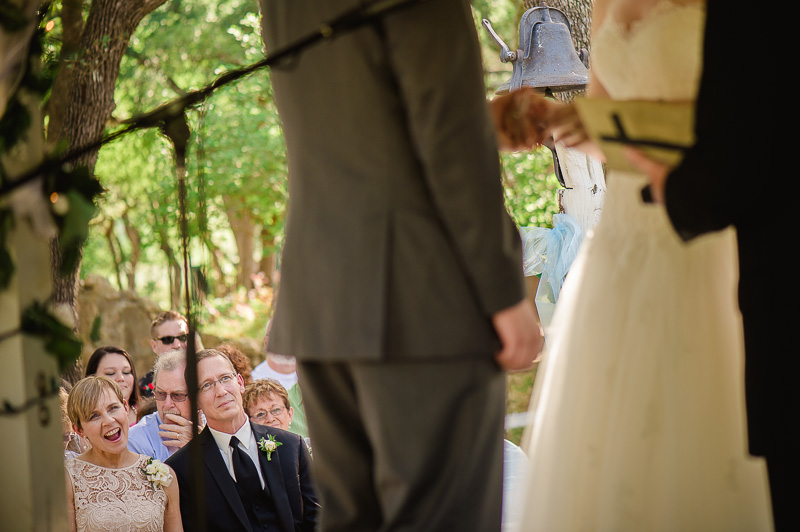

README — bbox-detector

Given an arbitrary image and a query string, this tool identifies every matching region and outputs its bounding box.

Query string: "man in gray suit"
[259,0,543,530]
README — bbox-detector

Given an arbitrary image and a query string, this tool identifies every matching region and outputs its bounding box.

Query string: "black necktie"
[229,436,263,495]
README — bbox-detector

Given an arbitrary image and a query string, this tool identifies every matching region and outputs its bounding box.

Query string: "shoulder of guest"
[138,411,161,426]
[128,411,159,435]
[250,360,271,379]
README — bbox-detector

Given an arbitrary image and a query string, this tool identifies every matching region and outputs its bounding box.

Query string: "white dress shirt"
[208,421,265,489]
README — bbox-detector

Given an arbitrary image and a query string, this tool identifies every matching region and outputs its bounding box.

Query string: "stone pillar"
[0,214,67,532]
[1,7,69,524]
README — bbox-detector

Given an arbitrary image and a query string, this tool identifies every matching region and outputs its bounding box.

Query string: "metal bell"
[484,5,589,95]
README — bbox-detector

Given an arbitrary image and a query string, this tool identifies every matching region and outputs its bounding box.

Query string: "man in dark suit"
[626,0,793,528]
[166,349,318,532]
[258,0,543,530]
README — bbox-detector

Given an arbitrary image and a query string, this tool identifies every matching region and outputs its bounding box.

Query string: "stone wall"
[77,275,162,377]
[76,275,261,378]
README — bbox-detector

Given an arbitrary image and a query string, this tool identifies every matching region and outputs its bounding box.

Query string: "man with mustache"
[128,349,199,460]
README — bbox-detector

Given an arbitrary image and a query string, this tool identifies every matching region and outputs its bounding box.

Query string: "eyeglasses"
[199,373,237,394]
[154,390,189,402]
[250,407,285,421]
[155,334,189,346]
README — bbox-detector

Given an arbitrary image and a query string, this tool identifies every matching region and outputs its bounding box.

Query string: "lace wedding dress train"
[516,3,773,531]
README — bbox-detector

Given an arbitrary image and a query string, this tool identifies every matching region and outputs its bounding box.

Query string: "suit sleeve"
[297,438,319,531]
[378,0,525,315]
[661,0,752,241]
[165,452,195,532]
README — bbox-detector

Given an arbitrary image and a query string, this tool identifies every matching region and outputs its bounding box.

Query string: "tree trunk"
[193,104,231,295]
[121,210,140,291]
[46,0,168,326]
[223,197,257,290]
[104,218,124,290]
[528,0,592,57]
[202,234,230,296]
[156,227,182,309]
[259,227,277,286]
[163,239,182,309]
[149,196,182,308]
[44,0,84,148]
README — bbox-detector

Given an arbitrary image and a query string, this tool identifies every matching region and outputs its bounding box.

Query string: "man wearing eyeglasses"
[128,349,200,461]
[243,379,294,432]
[167,349,318,532]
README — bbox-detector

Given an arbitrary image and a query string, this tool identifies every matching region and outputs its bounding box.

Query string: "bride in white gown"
[509,0,774,530]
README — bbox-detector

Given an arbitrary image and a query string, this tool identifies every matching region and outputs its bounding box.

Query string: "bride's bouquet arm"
[489,88,552,152]
[623,148,670,203]
[546,71,610,161]
[488,71,608,162]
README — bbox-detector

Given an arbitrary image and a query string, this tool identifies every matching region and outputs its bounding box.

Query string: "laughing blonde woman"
[65,376,182,532]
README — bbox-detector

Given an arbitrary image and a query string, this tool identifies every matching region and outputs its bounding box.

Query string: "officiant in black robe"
[632,1,794,529]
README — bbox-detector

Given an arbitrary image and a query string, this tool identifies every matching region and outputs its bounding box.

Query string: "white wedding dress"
[517,2,773,531]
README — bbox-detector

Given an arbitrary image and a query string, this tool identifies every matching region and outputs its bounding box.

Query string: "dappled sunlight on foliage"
[78,0,559,347]
[501,147,562,229]
[200,272,275,341]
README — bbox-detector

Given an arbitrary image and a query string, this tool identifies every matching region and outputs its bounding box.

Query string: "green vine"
[1,0,422,378]
[21,301,82,372]
[0,208,13,287]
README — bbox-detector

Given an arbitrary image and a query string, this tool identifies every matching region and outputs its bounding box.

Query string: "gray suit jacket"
[260,0,525,361]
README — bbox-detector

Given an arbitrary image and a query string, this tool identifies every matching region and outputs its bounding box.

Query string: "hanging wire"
[0,0,426,201]
[0,0,426,425]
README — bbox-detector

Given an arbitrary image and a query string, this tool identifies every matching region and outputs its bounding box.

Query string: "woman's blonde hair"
[67,376,124,430]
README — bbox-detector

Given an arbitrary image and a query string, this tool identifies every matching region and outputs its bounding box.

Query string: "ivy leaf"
[0,247,13,289]
[0,208,14,290]
[42,162,104,275]
[0,97,31,153]
[20,301,82,372]
[57,190,97,275]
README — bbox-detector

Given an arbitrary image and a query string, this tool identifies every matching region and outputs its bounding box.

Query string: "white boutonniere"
[257,435,283,461]
[141,457,172,490]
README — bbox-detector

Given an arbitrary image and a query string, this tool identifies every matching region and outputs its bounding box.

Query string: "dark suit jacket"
[259,0,525,361]
[658,0,790,457]
[166,422,318,532]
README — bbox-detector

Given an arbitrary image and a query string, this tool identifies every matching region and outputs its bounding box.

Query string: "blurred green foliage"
[73,0,560,339]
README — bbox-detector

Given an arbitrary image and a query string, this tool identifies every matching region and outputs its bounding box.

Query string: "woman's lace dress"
[516,2,773,530]
[66,454,166,532]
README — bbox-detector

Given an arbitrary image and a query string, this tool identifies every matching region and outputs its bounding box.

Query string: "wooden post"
[555,143,606,234]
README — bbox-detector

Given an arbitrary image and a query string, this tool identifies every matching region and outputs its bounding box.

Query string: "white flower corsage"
[257,435,283,461]
[141,457,172,490]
